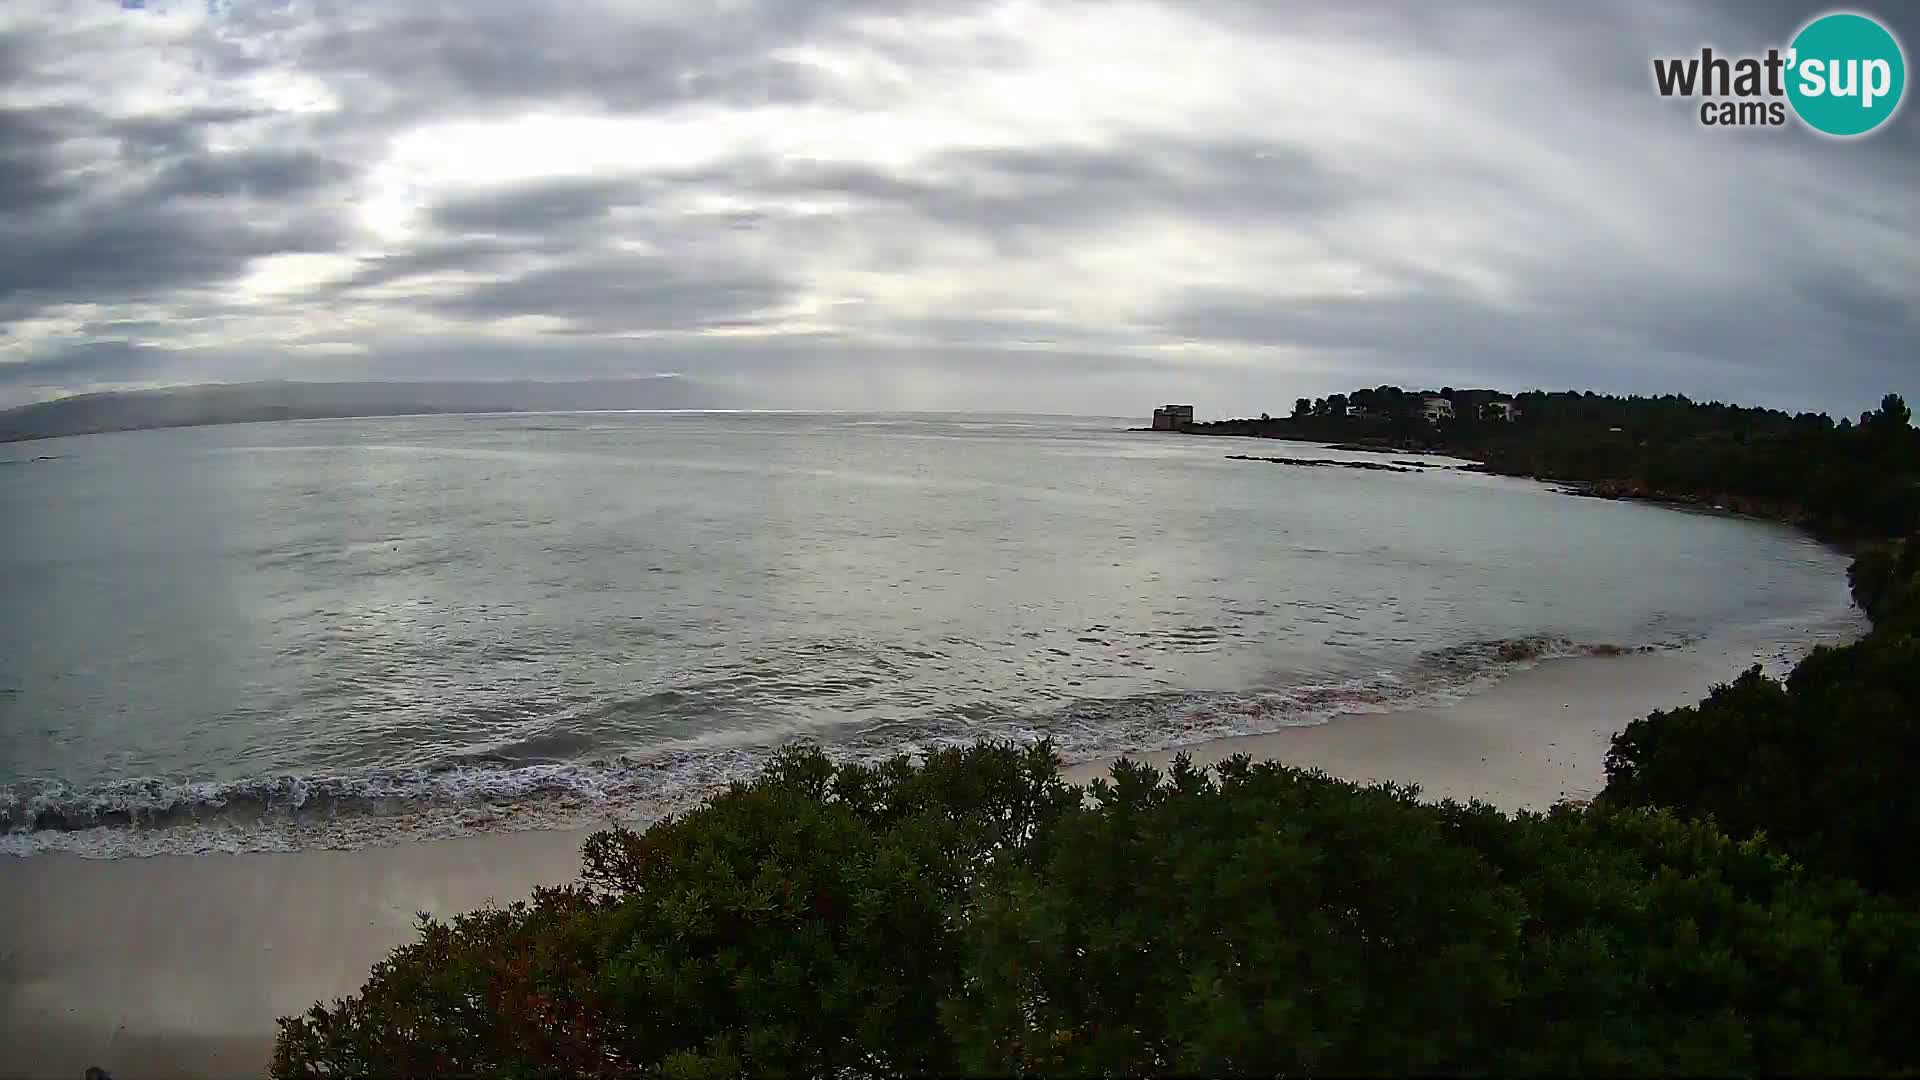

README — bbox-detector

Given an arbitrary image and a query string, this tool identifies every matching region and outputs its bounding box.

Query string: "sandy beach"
[1061,644,1736,807]
[0,641,1815,1078]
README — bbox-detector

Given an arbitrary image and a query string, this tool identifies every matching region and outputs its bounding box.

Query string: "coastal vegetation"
[1196,387,1920,539]
[1601,533,1920,896]
[273,389,1920,1077]
[272,743,1920,1077]
[1205,385,1920,899]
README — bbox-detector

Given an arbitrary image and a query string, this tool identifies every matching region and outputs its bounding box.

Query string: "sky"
[0,0,1914,419]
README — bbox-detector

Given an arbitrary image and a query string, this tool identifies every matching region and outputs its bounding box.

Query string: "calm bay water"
[0,412,1859,855]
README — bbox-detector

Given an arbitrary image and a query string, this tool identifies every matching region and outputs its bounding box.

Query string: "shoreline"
[0,629,1854,1080]
[1064,641,1753,807]
[1179,427,1855,549]
[0,635,1830,862]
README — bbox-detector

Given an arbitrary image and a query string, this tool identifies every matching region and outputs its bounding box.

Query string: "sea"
[0,411,1864,857]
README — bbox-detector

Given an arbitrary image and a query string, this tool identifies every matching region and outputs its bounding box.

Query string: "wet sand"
[0,642,1808,1079]
[1063,644,1741,806]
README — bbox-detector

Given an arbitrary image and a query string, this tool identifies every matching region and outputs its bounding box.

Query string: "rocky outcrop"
[1226,455,1423,473]
[1560,479,1812,524]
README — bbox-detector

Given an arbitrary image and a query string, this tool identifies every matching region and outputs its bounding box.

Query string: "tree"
[1602,537,1920,895]
[1195,384,1917,542]
[1870,393,1911,432]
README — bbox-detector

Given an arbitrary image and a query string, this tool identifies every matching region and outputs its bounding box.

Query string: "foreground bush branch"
[275,742,1920,1077]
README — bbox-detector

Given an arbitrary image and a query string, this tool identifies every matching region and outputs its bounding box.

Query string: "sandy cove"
[1,641,1804,1079]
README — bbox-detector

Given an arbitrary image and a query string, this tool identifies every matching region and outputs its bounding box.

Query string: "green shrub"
[1602,538,1920,897]
[949,755,1919,1075]
[274,745,1920,1077]
[274,740,1074,1078]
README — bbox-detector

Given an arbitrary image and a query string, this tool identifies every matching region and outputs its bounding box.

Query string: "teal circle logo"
[1786,12,1906,136]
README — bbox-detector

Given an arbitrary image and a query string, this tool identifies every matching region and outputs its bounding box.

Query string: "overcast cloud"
[0,0,1913,416]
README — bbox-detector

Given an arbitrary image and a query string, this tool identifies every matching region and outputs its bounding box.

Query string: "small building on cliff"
[1152,404,1195,430]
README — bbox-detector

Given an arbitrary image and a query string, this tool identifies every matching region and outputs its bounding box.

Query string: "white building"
[1481,400,1519,422]
[1420,395,1455,423]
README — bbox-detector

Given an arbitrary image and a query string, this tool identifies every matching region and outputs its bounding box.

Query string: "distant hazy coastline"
[0,378,737,444]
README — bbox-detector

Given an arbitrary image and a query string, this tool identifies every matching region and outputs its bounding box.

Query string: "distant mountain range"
[0,378,740,443]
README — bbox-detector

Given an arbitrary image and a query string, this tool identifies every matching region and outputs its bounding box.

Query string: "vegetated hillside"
[1193,388,1920,539]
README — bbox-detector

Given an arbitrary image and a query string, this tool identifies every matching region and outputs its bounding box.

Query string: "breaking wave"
[0,634,1671,859]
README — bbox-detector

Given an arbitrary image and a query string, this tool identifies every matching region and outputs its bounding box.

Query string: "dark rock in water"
[86,1068,114,1080]
[1225,454,1421,474]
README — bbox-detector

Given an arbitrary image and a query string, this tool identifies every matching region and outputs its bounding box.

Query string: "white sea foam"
[0,632,1715,859]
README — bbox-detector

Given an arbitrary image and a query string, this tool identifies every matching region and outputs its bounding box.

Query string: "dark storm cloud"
[467,140,1331,244]
[287,0,977,119]
[1156,253,1918,409]
[325,236,534,295]
[674,140,1360,242]
[429,178,638,234]
[426,255,792,332]
[891,315,1092,346]
[1,198,338,301]
[0,108,77,216]
[1157,284,1554,362]
[146,147,352,200]
[0,100,349,315]
[110,107,270,162]
[385,138,1360,341]
[0,341,181,392]
[0,185,342,310]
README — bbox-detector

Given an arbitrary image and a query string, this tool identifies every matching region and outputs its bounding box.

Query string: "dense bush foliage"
[1466,391,1919,539]
[956,757,1920,1075]
[274,745,1920,1077]
[1602,535,1920,897]
[1850,535,1920,633]
[273,742,1078,1078]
